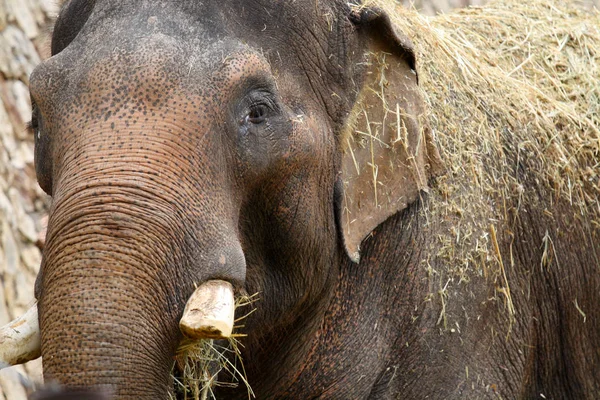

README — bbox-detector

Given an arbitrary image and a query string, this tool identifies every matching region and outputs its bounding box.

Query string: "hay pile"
[398,0,600,214]
[366,0,599,328]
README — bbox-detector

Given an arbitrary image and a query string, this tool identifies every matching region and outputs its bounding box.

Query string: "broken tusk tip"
[179,279,235,340]
[180,322,232,340]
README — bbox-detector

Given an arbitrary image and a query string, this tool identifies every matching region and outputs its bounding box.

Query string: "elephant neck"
[219,200,427,399]
[275,198,429,398]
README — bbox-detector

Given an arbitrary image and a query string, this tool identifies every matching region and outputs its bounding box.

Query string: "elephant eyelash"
[27,106,41,138]
[247,90,277,110]
[26,119,39,137]
[246,103,268,124]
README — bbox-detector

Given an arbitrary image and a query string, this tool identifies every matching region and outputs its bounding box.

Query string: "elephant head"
[2,0,441,398]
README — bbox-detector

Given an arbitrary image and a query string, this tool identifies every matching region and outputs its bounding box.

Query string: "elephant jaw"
[179,280,235,340]
[0,303,41,369]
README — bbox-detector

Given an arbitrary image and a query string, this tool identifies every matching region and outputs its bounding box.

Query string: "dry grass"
[171,294,258,400]
[396,0,599,206]
[357,0,599,329]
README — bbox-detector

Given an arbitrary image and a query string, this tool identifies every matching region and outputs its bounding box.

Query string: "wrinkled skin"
[29,0,599,399]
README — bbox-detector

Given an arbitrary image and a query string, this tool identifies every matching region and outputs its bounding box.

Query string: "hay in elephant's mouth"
[171,294,258,400]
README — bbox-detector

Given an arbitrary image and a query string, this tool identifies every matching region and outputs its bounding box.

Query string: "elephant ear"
[340,7,444,262]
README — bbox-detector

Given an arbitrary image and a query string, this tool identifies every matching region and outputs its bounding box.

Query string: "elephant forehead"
[44,0,357,127]
[31,36,271,123]
[76,43,271,105]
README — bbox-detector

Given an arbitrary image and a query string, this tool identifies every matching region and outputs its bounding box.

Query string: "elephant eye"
[246,103,268,124]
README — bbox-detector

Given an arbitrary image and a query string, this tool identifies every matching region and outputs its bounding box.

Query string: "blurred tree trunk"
[0,0,56,398]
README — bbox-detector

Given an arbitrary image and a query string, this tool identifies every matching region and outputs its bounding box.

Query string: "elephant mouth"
[0,279,255,397]
[173,288,257,399]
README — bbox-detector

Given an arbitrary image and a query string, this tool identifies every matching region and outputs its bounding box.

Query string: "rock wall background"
[0,0,56,398]
[0,0,598,399]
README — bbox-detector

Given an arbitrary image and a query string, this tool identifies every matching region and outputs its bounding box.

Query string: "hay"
[358,0,599,330]
[172,294,257,400]
[398,0,599,208]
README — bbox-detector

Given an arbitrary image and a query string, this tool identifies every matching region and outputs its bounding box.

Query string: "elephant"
[1,0,599,399]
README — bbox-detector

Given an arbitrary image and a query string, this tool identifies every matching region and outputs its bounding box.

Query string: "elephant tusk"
[180,280,235,340]
[0,303,41,369]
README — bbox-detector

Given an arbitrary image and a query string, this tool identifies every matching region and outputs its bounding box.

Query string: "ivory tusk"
[0,303,41,369]
[180,280,235,340]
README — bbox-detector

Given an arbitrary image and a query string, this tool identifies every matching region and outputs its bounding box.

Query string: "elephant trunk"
[37,182,214,398]
[39,240,178,397]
